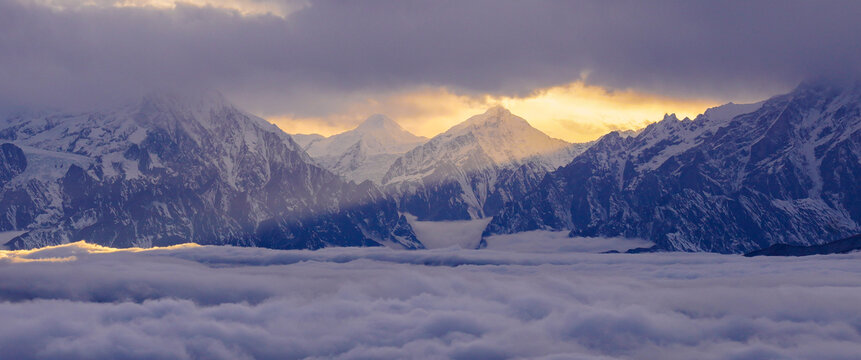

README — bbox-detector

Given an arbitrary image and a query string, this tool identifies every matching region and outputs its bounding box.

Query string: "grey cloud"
[1,0,860,115]
[0,243,860,359]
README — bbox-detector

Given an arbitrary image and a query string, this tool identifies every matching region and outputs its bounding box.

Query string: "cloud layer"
[2,0,860,117]
[1,242,860,359]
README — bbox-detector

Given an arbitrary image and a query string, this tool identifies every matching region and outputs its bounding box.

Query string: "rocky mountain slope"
[486,82,860,253]
[0,92,421,250]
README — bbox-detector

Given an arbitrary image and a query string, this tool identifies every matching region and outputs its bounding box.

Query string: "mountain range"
[1,81,858,253]
[485,81,860,253]
[291,106,591,221]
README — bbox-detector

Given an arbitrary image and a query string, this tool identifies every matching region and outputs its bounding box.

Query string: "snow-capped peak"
[295,114,428,184]
[436,106,570,167]
[381,107,591,220]
[448,105,529,132]
[304,114,427,159]
[138,90,300,149]
[383,107,577,185]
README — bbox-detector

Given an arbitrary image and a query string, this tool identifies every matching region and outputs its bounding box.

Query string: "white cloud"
[482,230,653,253]
[406,215,491,249]
[0,242,860,359]
[404,218,652,252]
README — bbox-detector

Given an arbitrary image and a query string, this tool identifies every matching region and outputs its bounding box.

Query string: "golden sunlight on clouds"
[28,0,305,16]
[0,241,200,263]
[269,87,491,139]
[497,82,719,142]
[269,82,719,143]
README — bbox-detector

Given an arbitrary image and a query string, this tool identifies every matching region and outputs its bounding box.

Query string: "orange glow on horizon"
[267,81,720,143]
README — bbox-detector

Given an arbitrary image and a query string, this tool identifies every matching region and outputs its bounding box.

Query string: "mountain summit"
[430,106,575,167]
[382,106,591,220]
[295,114,427,184]
[305,114,426,158]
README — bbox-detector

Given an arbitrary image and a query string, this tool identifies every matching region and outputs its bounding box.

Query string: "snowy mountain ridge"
[486,81,861,253]
[0,92,421,250]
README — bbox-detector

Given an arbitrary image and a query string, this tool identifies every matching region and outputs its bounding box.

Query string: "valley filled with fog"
[1,240,859,360]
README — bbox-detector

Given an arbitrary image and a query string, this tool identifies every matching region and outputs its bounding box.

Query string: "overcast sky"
[2,0,860,139]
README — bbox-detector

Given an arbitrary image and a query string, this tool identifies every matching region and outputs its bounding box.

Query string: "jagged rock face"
[295,114,428,184]
[487,82,861,253]
[0,93,421,250]
[383,106,590,220]
[0,143,26,185]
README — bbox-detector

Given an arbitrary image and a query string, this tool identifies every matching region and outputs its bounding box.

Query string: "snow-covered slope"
[305,115,427,158]
[0,92,421,250]
[293,115,427,184]
[383,106,591,220]
[487,81,861,253]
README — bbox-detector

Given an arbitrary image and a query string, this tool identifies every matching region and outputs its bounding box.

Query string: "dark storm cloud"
[1,243,861,359]
[1,0,860,112]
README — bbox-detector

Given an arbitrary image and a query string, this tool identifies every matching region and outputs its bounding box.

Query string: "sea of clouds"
[1,239,860,359]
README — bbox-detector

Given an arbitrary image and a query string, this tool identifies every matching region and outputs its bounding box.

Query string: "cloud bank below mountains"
[1,242,860,359]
